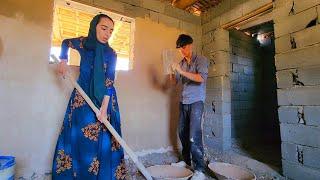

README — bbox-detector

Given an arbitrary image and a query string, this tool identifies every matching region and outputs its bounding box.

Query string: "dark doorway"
[229,21,281,170]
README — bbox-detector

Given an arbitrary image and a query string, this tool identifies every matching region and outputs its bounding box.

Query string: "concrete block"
[158,13,179,29]
[222,122,231,139]
[149,11,159,22]
[304,106,320,127]
[273,0,287,9]
[238,56,253,66]
[210,51,230,65]
[274,7,318,38]
[118,0,142,6]
[231,45,257,59]
[304,146,320,169]
[318,6,320,23]
[210,0,231,18]
[276,69,294,89]
[208,53,231,77]
[298,66,320,86]
[202,32,214,45]
[281,142,298,163]
[202,17,220,34]
[76,0,93,4]
[142,0,165,13]
[242,0,272,15]
[204,40,230,54]
[278,106,299,124]
[282,141,320,169]
[123,4,149,18]
[273,0,320,23]
[275,35,291,54]
[201,11,211,25]
[282,160,320,180]
[213,28,229,41]
[206,89,223,102]
[230,54,238,64]
[220,4,243,25]
[275,24,320,53]
[207,77,220,90]
[231,91,240,101]
[210,101,232,115]
[238,74,250,82]
[280,123,320,148]
[230,0,246,8]
[180,21,199,35]
[278,86,320,106]
[232,63,244,73]
[93,0,125,14]
[164,5,200,25]
[275,44,320,70]
[243,66,253,75]
[277,66,320,88]
[231,72,239,83]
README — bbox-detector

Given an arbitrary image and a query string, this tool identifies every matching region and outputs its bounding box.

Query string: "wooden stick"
[51,55,152,180]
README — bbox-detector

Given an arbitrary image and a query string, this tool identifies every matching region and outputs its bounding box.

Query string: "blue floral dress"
[52,37,126,180]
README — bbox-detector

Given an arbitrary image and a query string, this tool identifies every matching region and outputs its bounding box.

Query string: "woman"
[52,14,126,180]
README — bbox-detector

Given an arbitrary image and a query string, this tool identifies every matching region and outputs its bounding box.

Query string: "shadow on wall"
[147,65,181,153]
[0,37,3,58]
[168,84,182,153]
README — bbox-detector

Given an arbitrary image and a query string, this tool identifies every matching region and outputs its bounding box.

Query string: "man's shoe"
[171,161,187,167]
[190,170,206,180]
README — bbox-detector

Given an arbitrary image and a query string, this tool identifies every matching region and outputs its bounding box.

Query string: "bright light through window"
[50,47,63,63]
[116,57,129,71]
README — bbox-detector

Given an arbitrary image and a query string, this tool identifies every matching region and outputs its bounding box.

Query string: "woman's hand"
[57,60,67,77]
[96,96,110,122]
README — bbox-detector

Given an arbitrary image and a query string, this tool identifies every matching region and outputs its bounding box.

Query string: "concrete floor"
[18,144,283,180]
[126,148,284,180]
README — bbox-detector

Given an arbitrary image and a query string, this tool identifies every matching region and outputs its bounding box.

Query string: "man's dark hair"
[176,34,193,48]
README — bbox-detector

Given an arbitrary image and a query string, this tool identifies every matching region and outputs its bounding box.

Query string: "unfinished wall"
[0,0,201,178]
[274,0,320,179]
[202,27,231,152]
[201,0,273,152]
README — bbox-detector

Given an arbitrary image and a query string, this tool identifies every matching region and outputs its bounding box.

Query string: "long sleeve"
[107,53,117,81]
[59,37,82,62]
[196,56,209,81]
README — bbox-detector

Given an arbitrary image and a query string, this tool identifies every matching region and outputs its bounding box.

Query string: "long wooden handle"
[51,55,152,180]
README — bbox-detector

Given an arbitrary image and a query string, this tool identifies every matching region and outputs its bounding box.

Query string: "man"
[171,34,208,180]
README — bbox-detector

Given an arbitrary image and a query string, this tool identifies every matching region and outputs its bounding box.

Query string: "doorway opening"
[229,20,281,170]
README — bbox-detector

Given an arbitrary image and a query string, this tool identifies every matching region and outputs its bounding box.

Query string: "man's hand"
[172,63,182,74]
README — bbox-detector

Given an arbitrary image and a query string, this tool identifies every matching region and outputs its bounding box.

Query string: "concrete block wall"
[203,28,232,151]
[229,30,261,139]
[201,0,273,152]
[274,0,320,179]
